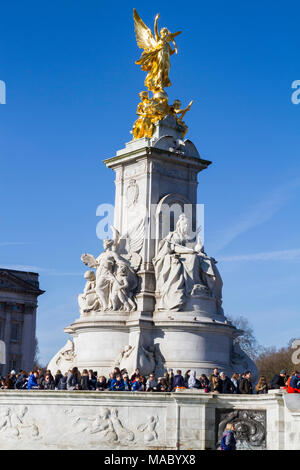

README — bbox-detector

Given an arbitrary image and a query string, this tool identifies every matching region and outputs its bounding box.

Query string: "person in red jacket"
[286,371,300,393]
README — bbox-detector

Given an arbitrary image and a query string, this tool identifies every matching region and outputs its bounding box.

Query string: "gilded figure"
[133,9,181,92]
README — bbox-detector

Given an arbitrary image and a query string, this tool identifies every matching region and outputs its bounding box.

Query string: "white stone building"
[0,269,44,375]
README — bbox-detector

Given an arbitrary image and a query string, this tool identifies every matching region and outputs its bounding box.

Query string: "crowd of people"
[0,366,299,393]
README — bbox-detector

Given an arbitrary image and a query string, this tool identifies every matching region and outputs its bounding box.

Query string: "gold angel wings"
[133,9,181,92]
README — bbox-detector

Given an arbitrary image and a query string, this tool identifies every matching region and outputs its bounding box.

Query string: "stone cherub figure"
[169,99,194,137]
[132,90,193,140]
[78,270,100,316]
[132,91,155,139]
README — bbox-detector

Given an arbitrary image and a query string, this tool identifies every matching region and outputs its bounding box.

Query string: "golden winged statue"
[133,9,181,93]
[132,9,193,140]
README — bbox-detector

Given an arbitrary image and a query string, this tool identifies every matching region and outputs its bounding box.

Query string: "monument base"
[153,316,237,376]
[0,390,297,450]
[48,310,258,381]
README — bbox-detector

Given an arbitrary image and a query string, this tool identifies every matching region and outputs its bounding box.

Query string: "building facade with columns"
[0,269,44,375]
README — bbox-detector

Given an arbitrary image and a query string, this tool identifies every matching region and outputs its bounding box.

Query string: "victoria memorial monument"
[48,9,257,380]
[0,9,298,452]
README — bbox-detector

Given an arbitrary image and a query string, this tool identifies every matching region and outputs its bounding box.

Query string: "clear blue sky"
[1,1,299,365]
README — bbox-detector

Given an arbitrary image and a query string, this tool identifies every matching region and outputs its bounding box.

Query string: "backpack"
[221,432,231,450]
[220,431,235,450]
[58,377,67,390]
[290,375,300,389]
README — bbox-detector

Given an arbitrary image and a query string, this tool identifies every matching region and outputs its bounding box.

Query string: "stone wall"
[0,389,298,450]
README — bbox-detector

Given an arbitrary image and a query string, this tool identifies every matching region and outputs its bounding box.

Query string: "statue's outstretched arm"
[169,31,181,55]
[176,100,194,120]
[154,13,160,41]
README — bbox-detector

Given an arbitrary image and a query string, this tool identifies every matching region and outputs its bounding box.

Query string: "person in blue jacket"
[27,371,39,390]
[172,370,185,390]
[109,374,125,391]
[132,376,143,392]
[221,423,236,450]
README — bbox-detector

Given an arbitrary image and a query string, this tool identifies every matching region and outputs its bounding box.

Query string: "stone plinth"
[48,116,257,380]
[0,390,297,450]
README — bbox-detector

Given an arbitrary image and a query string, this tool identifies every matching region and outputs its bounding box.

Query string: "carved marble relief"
[0,406,40,440]
[69,407,135,445]
[216,409,266,450]
[137,415,159,443]
[65,407,162,448]
[126,179,139,207]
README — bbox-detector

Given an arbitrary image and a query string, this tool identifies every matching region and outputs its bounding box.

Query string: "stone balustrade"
[0,389,298,450]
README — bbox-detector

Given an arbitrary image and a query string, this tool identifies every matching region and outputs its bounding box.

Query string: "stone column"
[22,303,37,371]
[3,303,11,376]
[104,117,210,319]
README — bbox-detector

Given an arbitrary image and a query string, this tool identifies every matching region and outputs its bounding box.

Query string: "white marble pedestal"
[48,116,257,380]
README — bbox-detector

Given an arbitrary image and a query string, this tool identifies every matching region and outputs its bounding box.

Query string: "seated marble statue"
[153,214,223,311]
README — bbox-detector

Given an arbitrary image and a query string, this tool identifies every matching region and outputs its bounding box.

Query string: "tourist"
[15,371,28,390]
[239,371,253,394]
[88,370,97,390]
[80,369,89,390]
[162,372,170,391]
[96,375,107,391]
[208,368,221,393]
[54,370,63,390]
[199,374,209,392]
[132,376,143,391]
[231,373,240,393]
[37,368,44,389]
[255,376,269,394]
[172,370,185,390]
[157,377,168,392]
[168,369,174,388]
[113,367,121,378]
[109,374,124,391]
[57,372,68,390]
[42,373,55,390]
[123,374,131,391]
[270,370,287,390]
[46,369,54,382]
[27,371,39,390]
[10,370,17,386]
[187,370,198,389]
[184,370,191,387]
[67,367,80,390]
[220,423,236,451]
[130,368,140,382]
[4,375,15,389]
[139,376,146,391]
[287,371,300,393]
[146,373,158,392]
[107,372,115,390]
[220,372,235,394]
